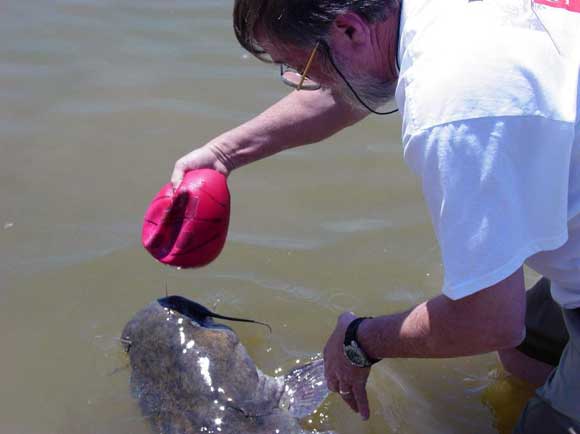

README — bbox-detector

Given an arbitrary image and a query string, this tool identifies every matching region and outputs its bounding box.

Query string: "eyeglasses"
[279,40,397,116]
[279,42,321,91]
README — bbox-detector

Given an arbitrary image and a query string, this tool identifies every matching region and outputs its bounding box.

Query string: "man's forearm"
[357,270,526,359]
[207,88,367,171]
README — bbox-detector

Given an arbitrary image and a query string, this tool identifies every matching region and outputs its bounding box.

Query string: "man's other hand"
[323,311,372,420]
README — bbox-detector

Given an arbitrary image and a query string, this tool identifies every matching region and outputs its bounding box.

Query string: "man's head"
[233,0,401,112]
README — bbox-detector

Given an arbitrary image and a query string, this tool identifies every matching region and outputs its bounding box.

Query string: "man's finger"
[352,383,370,420]
[324,369,339,392]
[338,382,358,413]
[326,375,339,393]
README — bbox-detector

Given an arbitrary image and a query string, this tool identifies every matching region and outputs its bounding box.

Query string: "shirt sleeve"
[403,115,574,299]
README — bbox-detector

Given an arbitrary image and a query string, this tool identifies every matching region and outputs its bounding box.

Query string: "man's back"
[396,0,580,308]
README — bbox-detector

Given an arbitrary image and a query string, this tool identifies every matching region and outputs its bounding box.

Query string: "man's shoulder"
[397,0,578,135]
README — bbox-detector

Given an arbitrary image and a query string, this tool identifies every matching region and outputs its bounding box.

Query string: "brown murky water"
[0,1,536,433]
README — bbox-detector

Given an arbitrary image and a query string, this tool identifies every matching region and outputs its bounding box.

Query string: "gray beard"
[339,74,397,112]
[330,55,397,112]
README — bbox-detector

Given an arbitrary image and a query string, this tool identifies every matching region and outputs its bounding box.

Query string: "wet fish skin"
[122,297,334,434]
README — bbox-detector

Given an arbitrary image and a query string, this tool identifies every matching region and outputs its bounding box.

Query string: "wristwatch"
[343,317,380,368]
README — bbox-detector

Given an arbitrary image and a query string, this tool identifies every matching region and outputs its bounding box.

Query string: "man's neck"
[371,4,401,81]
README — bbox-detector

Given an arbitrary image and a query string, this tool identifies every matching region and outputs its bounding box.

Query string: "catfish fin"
[279,358,330,418]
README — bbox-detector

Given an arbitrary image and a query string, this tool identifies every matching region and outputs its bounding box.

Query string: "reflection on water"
[0,1,531,433]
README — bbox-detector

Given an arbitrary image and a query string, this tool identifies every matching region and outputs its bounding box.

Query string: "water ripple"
[321,218,392,234]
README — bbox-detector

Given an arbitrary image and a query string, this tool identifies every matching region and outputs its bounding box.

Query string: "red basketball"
[142,169,230,268]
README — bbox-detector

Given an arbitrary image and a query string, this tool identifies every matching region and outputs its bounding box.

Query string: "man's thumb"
[170,164,185,190]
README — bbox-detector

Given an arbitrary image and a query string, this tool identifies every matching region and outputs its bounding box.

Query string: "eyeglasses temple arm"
[297,42,320,91]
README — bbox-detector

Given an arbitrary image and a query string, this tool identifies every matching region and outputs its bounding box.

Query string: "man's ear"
[328,11,370,49]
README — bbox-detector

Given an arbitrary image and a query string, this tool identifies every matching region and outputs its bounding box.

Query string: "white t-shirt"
[395,0,580,308]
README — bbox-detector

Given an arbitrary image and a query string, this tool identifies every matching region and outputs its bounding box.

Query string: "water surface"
[0,2,532,433]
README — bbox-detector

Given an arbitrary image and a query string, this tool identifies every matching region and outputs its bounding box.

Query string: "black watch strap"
[344,317,380,365]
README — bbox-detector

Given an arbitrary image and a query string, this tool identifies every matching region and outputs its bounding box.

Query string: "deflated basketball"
[142,169,230,268]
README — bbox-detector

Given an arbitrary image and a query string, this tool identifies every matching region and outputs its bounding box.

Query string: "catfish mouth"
[121,296,214,355]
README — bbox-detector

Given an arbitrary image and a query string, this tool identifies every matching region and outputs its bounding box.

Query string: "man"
[170,1,580,432]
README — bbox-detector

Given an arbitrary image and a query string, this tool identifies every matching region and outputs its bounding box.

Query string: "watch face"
[344,341,370,368]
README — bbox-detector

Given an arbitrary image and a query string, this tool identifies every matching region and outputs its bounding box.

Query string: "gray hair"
[233,0,401,61]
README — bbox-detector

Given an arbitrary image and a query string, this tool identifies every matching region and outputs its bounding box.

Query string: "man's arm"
[323,268,526,420]
[171,87,366,186]
[359,267,527,359]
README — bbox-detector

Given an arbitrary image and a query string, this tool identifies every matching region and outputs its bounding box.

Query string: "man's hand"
[323,311,372,420]
[171,144,230,190]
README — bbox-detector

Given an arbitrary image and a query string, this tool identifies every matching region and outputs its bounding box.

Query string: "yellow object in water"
[481,369,536,434]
